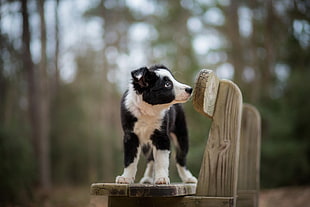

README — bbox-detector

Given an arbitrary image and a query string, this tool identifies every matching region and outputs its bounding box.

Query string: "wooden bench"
[90,70,261,207]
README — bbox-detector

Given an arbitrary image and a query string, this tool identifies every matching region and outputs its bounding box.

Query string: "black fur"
[120,103,189,167]
[171,104,189,166]
[131,65,176,105]
[123,132,140,167]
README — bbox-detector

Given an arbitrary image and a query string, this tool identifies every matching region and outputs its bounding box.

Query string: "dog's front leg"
[153,148,170,184]
[116,133,140,184]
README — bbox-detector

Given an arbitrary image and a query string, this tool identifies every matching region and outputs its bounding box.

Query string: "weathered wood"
[237,190,258,207]
[91,183,196,197]
[196,80,243,200]
[91,183,128,196]
[109,196,234,207]
[129,183,196,197]
[183,196,235,207]
[193,69,220,118]
[237,104,261,207]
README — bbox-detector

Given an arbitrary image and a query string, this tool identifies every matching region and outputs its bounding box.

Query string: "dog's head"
[131,65,193,105]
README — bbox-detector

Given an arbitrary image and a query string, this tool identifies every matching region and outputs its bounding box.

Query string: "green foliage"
[262,139,310,188]
[258,67,310,188]
[0,126,35,205]
[0,25,34,204]
[50,84,89,184]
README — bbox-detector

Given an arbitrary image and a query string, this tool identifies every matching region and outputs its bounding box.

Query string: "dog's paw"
[115,176,134,184]
[154,177,170,184]
[183,176,198,184]
[176,164,198,184]
[140,176,153,184]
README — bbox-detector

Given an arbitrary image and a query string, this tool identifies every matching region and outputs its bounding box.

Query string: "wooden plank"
[91,183,128,196]
[90,183,196,197]
[196,80,243,199]
[193,69,220,118]
[184,196,235,207]
[129,183,196,197]
[237,190,258,207]
[237,104,261,207]
[109,196,235,207]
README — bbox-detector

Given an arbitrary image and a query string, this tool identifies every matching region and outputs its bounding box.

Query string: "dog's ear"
[131,67,149,88]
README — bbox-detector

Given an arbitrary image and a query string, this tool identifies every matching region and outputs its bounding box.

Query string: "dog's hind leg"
[171,131,197,183]
[172,106,198,183]
[140,144,154,184]
[175,141,198,183]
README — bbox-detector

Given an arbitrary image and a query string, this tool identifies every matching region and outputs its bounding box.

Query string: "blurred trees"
[21,0,51,191]
[0,0,310,205]
[37,0,51,190]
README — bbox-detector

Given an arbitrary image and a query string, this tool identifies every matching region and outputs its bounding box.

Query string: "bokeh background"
[1,0,309,206]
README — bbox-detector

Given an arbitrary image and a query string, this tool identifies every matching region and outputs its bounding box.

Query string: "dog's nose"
[185,87,193,94]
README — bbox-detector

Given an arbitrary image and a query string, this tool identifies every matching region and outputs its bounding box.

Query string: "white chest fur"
[133,115,162,144]
[125,86,169,144]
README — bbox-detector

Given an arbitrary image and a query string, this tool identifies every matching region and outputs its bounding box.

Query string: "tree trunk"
[54,0,60,93]
[227,0,244,88]
[37,0,51,190]
[0,0,5,122]
[21,0,41,166]
[248,0,261,102]
[262,0,275,99]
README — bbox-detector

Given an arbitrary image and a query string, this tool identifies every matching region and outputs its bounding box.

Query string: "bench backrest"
[237,104,261,207]
[194,73,243,203]
[193,70,260,207]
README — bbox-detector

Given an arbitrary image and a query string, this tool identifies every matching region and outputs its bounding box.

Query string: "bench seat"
[91,183,197,197]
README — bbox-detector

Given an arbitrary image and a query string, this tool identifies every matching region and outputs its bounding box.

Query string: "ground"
[259,186,310,207]
[19,185,310,207]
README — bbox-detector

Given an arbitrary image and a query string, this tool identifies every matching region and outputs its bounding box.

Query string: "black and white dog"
[116,64,197,184]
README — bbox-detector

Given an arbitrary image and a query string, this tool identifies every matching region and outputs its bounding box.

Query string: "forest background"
[1,0,310,205]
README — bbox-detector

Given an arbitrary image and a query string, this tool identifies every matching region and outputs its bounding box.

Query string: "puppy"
[116,64,197,184]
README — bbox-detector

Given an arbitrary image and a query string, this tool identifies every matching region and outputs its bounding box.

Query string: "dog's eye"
[165,81,172,88]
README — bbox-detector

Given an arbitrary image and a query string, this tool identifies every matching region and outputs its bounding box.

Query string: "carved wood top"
[193,69,220,118]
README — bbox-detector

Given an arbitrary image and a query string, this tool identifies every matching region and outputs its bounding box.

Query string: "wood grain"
[91,183,128,196]
[237,190,258,207]
[129,183,196,197]
[91,183,196,197]
[196,80,243,199]
[237,104,261,207]
[193,69,220,118]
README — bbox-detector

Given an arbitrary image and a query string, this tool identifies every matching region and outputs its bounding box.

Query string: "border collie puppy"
[116,64,197,184]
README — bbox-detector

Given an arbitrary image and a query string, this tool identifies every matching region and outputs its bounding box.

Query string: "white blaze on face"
[156,69,191,103]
